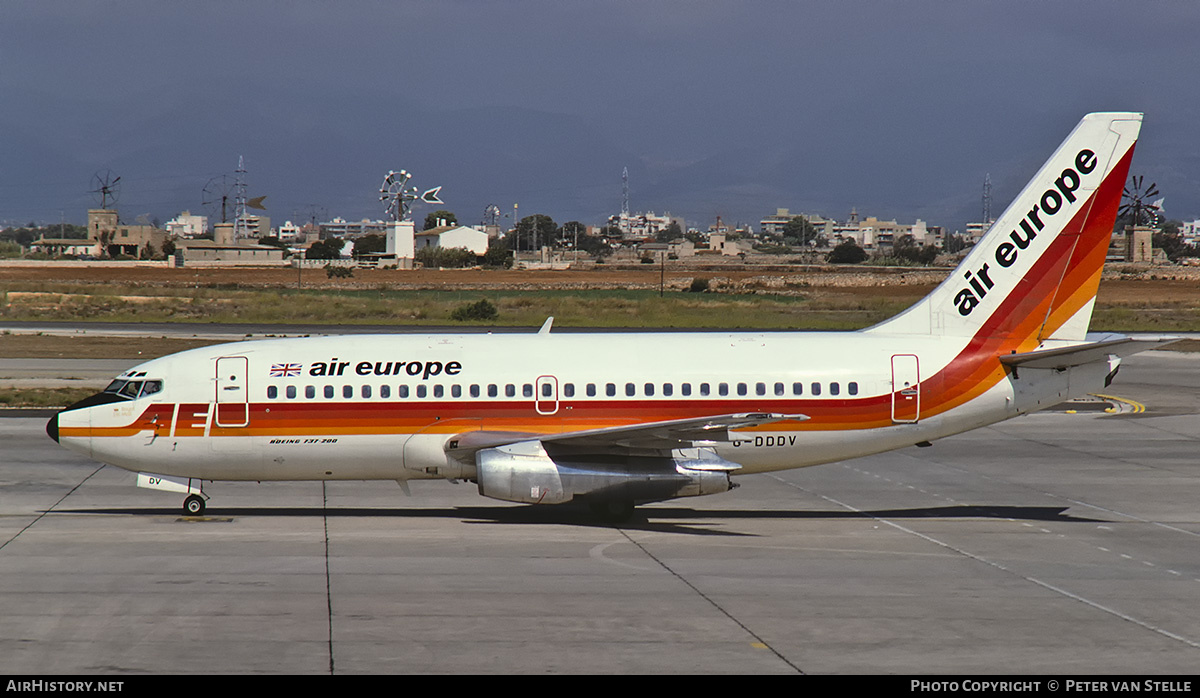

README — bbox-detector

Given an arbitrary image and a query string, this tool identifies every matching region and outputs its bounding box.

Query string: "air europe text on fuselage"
[283,358,462,381]
[954,148,1098,317]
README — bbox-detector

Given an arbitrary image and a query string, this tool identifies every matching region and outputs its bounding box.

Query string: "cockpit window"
[102,378,163,400]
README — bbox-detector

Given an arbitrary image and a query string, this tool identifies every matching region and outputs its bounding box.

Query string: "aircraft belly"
[90,433,411,481]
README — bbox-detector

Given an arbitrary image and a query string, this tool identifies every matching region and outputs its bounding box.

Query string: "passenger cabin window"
[362,385,372,399]
[417,385,427,398]
[541,383,553,397]
[700,383,710,396]
[830,382,840,396]
[505,384,515,398]
[399,385,409,398]
[381,385,391,399]
[662,383,673,397]
[325,385,334,399]
[564,383,575,398]
[451,385,462,398]
[470,385,480,398]
[718,383,729,397]
[606,383,616,397]
[792,382,803,395]
[434,385,444,398]
[774,382,785,396]
[305,385,315,399]
[343,385,353,399]
[286,386,297,399]
[756,382,766,396]
[522,384,533,398]
[811,382,821,396]
[644,383,654,396]
[681,383,691,396]
[625,383,636,397]
[487,384,498,398]
[267,386,278,399]
[586,383,596,397]
[849,382,859,396]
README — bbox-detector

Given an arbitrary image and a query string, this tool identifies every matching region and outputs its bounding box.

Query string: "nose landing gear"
[183,494,207,516]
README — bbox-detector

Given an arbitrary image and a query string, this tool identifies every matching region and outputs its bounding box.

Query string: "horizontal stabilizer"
[999,334,1181,370]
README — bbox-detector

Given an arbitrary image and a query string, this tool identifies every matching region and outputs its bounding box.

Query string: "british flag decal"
[269,363,303,377]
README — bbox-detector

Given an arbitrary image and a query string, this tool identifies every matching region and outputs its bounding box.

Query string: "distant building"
[174,240,287,267]
[30,238,102,257]
[165,211,207,238]
[235,214,271,240]
[964,221,994,246]
[87,209,167,258]
[276,220,303,242]
[707,233,755,256]
[829,213,936,250]
[607,211,681,239]
[758,208,835,241]
[1180,219,1200,246]
[319,217,389,239]
[414,225,489,255]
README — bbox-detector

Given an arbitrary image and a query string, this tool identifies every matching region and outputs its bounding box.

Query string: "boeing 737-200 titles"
[47,113,1170,519]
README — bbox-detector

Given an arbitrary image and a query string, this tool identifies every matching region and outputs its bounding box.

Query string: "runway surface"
[1,351,1197,674]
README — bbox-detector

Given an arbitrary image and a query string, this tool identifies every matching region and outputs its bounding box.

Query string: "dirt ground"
[2,265,1197,359]
[6,263,1200,307]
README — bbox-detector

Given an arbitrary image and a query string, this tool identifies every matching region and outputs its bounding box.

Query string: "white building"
[276,220,303,242]
[414,225,489,255]
[607,211,680,239]
[964,221,994,246]
[1180,219,1200,246]
[165,211,208,238]
[759,209,835,241]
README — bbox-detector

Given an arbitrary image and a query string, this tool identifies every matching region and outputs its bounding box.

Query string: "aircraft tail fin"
[865,112,1142,346]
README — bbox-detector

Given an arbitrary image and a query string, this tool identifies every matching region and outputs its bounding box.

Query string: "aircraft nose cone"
[46,412,59,443]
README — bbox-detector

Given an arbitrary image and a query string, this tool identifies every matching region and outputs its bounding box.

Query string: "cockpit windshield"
[102,379,164,400]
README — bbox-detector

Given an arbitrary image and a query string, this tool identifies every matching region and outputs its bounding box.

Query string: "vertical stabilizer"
[866,113,1141,345]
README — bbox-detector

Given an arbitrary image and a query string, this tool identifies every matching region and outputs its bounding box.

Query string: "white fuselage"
[54,330,1113,483]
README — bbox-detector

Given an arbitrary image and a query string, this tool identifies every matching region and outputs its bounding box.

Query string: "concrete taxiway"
[1,351,1197,674]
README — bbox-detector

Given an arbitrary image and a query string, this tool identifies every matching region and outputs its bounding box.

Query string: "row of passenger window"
[266,380,860,400]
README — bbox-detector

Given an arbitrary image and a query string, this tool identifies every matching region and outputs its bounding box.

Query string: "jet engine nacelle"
[475,441,738,505]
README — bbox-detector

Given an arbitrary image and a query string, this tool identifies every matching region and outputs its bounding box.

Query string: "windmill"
[379,169,442,222]
[1119,175,1161,227]
[90,170,121,210]
[202,175,235,224]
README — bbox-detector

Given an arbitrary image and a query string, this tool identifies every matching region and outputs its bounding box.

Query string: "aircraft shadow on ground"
[51,503,1107,536]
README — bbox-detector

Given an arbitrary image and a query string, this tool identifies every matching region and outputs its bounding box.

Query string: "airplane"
[47,112,1171,520]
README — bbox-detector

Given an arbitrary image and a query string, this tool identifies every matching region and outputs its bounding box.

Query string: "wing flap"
[445,412,808,459]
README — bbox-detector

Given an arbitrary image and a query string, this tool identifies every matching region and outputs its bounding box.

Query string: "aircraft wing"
[999,334,1182,370]
[539,412,808,451]
[445,412,808,460]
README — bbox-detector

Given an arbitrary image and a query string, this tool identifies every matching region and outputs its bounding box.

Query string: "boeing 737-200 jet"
[47,112,1170,519]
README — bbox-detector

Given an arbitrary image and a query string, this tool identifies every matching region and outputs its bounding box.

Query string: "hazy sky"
[2,1,1198,232]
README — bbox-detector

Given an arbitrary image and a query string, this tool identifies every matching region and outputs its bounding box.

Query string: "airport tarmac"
[1,351,1197,675]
